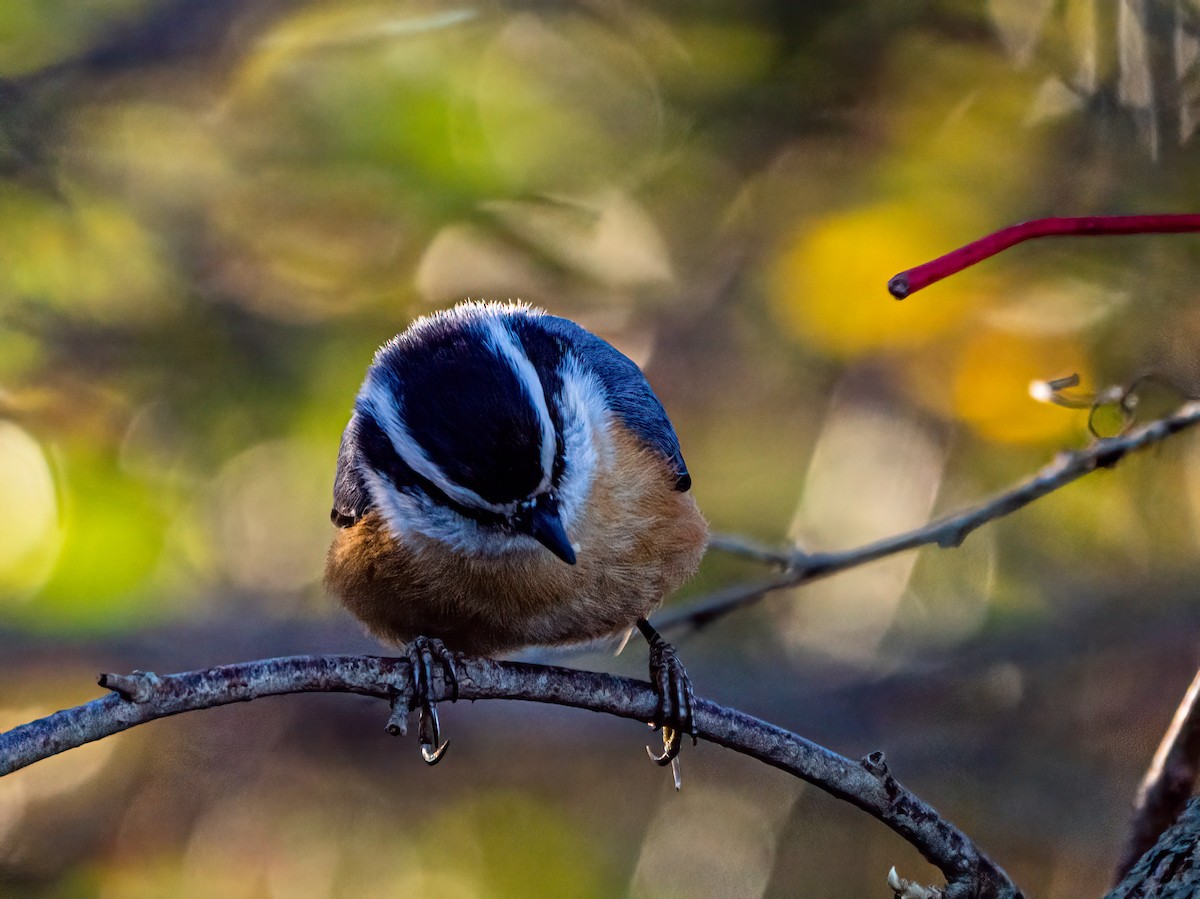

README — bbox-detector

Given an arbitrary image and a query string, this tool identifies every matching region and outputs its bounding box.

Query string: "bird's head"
[350,303,608,564]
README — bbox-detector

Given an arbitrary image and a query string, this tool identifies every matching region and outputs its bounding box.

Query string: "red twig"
[888,214,1200,298]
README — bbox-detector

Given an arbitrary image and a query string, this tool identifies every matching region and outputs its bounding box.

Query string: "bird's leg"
[399,636,459,765]
[637,618,696,789]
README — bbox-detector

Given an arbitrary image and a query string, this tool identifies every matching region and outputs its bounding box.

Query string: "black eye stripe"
[357,409,511,528]
[380,329,546,504]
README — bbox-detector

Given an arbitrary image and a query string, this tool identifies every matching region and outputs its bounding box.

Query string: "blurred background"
[2,0,1200,896]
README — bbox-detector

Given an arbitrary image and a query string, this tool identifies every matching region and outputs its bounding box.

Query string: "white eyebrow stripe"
[483,317,556,494]
[359,374,516,516]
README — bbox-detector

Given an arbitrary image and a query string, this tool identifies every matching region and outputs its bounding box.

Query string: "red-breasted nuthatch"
[325,301,707,773]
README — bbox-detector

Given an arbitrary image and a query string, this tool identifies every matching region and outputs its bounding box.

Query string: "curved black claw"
[418,703,449,765]
[637,619,696,787]
[402,636,460,766]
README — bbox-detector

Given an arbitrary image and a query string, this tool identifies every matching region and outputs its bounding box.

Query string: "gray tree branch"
[1107,797,1200,898]
[659,400,1200,634]
[7,409,1198,897]
[1115,662,1200,883]
[0,653,1022,899]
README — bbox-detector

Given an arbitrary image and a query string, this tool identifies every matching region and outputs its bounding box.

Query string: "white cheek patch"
[358,370,515,517]
[555,353,612,530]
[364,464,542,556]
[362,464,421,543]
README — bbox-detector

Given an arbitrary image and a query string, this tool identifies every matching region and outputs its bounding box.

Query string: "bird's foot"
[387,636,460,765]
[637,619,696,790]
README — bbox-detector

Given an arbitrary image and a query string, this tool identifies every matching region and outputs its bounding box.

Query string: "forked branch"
[660,400,1200,634]
[1115,663,1200,883]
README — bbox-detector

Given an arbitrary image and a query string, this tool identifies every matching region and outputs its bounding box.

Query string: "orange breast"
[325,425,707,655]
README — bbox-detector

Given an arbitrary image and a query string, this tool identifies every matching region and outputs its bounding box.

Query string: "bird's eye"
[509,492,556,532]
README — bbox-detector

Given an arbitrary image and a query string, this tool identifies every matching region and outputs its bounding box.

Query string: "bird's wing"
[331,412,372,527]
[539,315,692,491]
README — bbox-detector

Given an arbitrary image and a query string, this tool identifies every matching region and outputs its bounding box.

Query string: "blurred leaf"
[0,185,174,322]
[484,190,675,290]
[472,14,665,194]
[0,422,60,596]
[418,791,612,899]
[208,440,330,593]
[228,4,502,209]
[18,450,169,630]
[0,0,151,76]
[881,37,1051,219]
[630,16,781,102]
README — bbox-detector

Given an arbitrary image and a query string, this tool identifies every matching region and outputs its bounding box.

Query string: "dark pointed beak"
[527,502,576,565]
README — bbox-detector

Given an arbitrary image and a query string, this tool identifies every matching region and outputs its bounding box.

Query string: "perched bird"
[325,301,707,772]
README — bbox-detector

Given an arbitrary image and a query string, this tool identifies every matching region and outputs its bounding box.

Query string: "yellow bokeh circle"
[770,203,974,357]
[0,422,61,595]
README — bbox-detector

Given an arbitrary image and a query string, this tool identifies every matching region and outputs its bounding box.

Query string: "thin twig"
[659,401,1200,634]
[706,532,796,566]
[888,214,1200,298]
[1114,663,1200,883]
[0,654,1022,899]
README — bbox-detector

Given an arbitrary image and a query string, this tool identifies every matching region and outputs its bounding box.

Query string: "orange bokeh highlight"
[953,329,1090,444]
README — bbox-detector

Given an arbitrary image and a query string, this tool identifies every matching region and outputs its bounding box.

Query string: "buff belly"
[325,428,707,656]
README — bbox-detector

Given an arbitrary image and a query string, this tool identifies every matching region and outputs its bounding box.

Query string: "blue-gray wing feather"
[538,315,691,491]
[331,413,371,527]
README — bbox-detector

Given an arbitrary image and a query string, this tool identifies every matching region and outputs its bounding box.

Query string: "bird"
[324,300,707,776]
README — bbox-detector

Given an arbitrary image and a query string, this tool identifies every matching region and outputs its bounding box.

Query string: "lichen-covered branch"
[661,401,1200,634]
[1115,664,1200,883]
[0,654,1022,899]
[1107,797,1200,898]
